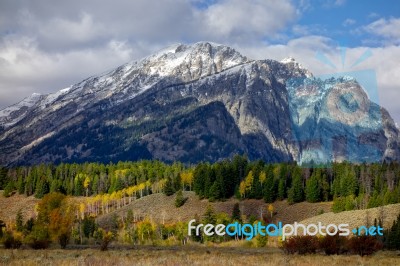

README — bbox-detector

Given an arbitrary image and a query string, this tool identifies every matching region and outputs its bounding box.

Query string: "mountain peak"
[281,57,297,64]
[280,56,312,78]
[139,41,249,80]
[149,41,237,59]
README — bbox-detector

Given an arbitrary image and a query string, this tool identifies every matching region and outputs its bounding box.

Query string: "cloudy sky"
[0,0,399,122]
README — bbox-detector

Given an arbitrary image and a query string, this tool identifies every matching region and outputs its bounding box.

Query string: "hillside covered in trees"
[1,156,400,255]
[1,155,400,213]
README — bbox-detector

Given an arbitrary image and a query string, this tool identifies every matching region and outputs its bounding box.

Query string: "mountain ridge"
[0,42,399,166]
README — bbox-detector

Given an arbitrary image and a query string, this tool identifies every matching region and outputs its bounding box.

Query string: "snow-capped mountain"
[0,42,399,166]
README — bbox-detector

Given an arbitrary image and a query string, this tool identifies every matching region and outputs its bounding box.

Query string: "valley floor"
[0,246,400,266]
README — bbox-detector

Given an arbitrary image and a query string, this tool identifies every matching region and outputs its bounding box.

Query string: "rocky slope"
[0,42,398,165]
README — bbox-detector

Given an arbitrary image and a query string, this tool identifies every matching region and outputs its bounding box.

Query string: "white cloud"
[363,18,400,45]
[201,0,297,42]
[368,12,380,19]
[38,13,103,49]
[235,37,337,86]
[292,25,310,36]
[321,0,347,8]
[342,18,356,27]
[0,35,160,107]
[296,0,312,12]
[334,0,346,6]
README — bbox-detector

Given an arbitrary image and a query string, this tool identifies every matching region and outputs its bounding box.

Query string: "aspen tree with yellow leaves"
[268,204,274,219]
[84,176,90,197]
[181,171,194,191]
[259,171,266,186]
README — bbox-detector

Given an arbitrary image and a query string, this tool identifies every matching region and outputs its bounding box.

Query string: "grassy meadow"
[0,246,400,266]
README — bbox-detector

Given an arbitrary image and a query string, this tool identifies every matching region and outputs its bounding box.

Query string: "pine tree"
[288,174,304,204]
[251,168,263,199]
[190,214,203,242]
[164,178,175,196]
[263,172,276,203]
[175,189,187,207]
[320,174,330,201]
[305,174,320,203]
[386,214,400,250]
[174,173,182,191]
[278,178,286,200]
[193,163,207,198]
[0,167,8,190]
[17,176,25,195]
[3,181,14,197]
[208,181,222,201]
[203,204,216,224]
[16,209,23,232]
[231,203,241,222]
[74,174,84,196]
[233,154,247,187]
[35,179,49,199]
[344,167,358,196]
[332,197,346,213]
[82,216,96,238]
[92,175,99,195]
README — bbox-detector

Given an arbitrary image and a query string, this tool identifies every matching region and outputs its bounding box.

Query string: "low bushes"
[175,190,188,208]
[25,226,51,250]
[281,234,383,256]
[319,234,349,255]
[348,235,383,256]
[282,235,319,255]
[3,231,22,249]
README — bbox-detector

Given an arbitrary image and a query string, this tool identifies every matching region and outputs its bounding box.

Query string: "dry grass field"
[96,191,332,228]
[300,203,400,230]
[0,246,399,266]
[1,190,400,235]
[0,192,88,224]
[0,192,38,225]
[1,192,400,265]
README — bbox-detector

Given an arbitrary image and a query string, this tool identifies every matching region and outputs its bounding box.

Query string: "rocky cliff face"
[0,42,398,165]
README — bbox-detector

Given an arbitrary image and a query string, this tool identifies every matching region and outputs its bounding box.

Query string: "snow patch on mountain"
[0,93,42,117]
[281,57,313,78]
[40,87,72,108]
[0,93,43,128]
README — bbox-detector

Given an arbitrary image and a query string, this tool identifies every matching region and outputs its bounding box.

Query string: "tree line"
[1,156,400,213]
[0,160,185,198]
[191,157,400,212]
